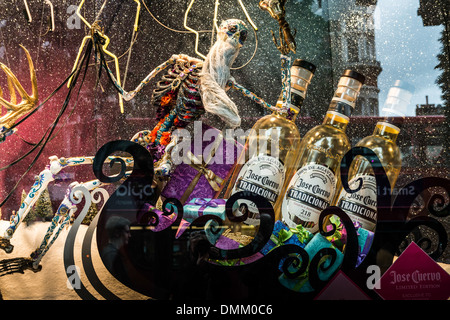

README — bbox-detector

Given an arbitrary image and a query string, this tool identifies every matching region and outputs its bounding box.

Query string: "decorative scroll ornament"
[183,153,224,192]
[336,147,448,286]
[50,142,448,299]
[178,133,225,203]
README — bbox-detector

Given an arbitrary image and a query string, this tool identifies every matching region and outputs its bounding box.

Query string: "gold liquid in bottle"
[281,70,366,233]
[224,60,316,226]
[334,80,414,231]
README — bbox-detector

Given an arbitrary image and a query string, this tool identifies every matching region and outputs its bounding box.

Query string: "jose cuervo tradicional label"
[337,174,378,231]
[232,154,285,225]
[282,163,337,232]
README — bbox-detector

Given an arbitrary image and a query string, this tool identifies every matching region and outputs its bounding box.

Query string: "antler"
[0,45,38,131]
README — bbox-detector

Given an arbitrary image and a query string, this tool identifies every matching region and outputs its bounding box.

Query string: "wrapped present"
[325,215,347,251]
[161,122,243,204]
[279,233,344,293]
[260,221,313,256]
[176,198,226,239]
[304,234,344,280]
[355,225,374,267]
[325,216,374,267]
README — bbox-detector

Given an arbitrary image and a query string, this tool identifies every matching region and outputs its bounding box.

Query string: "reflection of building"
[416,95,445,116]
[312,0,382,116]
[417,0,447,26]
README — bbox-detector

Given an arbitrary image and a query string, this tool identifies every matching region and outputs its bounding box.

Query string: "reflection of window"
[356,97,365,115]
[367,39,374,60]
[347,36,359,62]
[359,37,366,60]
[369,98,378,115]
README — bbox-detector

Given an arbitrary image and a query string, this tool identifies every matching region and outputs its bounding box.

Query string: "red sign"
[375,242,450,300]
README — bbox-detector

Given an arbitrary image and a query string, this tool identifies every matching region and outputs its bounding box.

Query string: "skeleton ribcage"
[151,58,203,127]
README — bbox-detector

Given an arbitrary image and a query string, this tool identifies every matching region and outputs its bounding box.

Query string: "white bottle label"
[282,164,337,233]
[232,154,285,225]
[337,174,377,231]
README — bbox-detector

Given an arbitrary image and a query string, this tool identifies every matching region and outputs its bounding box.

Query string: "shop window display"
[0,0,448,303]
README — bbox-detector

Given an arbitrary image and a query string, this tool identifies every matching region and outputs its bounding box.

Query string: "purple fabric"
[161,122,242,203]
[215,235,241,250]
[356,227,375,267]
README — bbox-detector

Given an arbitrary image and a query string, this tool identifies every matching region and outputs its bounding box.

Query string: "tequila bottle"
[224,59,316,225]
[281,70,365,233]
[334,80,414,231]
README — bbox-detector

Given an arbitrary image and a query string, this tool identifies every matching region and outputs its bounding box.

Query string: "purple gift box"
[161,122,243,204]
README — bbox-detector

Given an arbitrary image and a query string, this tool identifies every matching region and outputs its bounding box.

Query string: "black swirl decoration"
[198,190,315,300]
[137,197,184,228]
[209,191,275,260]
[66,142,448,300]
[339,146,391,269]
[337,147,392,272]
[391,177,449,260]
[92,140,163,298]
[313,206,359,289]
[334,146,449,298]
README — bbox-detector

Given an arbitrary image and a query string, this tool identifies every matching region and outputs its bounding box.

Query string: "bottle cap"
[341,69,366,85]
[292,59,316,74]
[289,59,316,100]
[331,69,365,112]
[382,80,415,118]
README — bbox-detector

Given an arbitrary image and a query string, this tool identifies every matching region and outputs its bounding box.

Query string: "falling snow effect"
[0,0,448,299]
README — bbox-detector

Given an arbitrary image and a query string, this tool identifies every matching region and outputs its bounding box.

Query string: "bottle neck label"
[289,90,304,112]
[337,174,377,231]
[328,101,353,118]
[277,89,304,114]
[282,163,337,233]
[232,154,286,225]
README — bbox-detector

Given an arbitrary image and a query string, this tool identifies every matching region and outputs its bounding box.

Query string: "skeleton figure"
[103,19,250,164]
